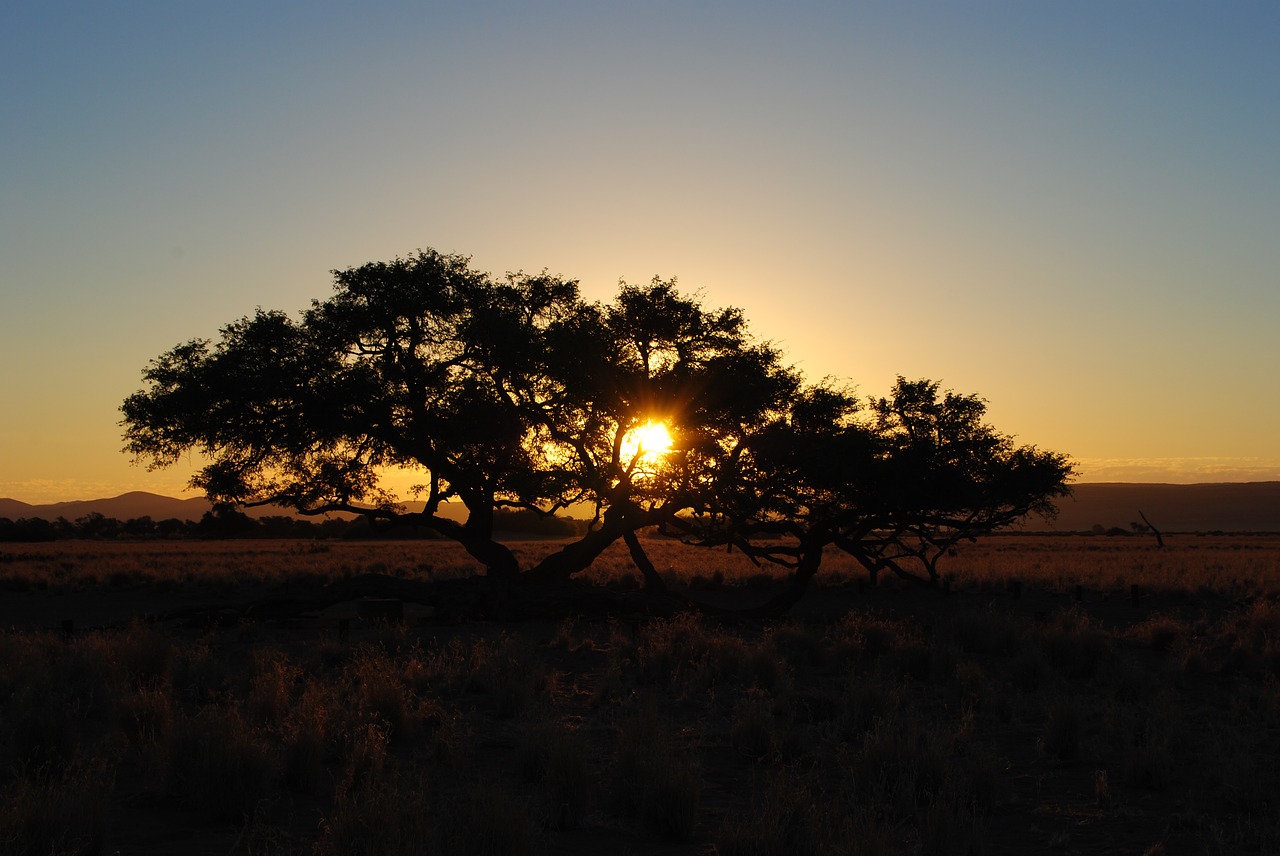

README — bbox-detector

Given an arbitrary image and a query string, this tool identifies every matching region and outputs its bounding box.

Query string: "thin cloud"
[1077,457,1280,484]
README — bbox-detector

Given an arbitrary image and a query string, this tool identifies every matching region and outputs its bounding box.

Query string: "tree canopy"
[122,249,1072,604]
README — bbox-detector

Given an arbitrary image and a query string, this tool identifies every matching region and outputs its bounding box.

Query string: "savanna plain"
[3,534,1280,855]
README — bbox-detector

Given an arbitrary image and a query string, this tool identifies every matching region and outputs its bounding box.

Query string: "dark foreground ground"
[2,537,1279,855]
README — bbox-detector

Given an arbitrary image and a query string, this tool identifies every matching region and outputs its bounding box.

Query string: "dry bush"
[1039,697,1081,761]
[0,632,118,768]
[1126,613,1189,653]
[613,705,702,841]
[516,719,590,831]
[338,720,389,795]
[714,766,872,856]
[1223,598,1280,674]
[464,635,546,718]
[319,769,435,856]
[1036,609,1113,681]
[849,714,952,819]
[768,623,829,671]
[169,704,279,821]
[247,649,302,726]
[837,675,903,741]
[432,783,540,856]
[343,645,414,737]
[626,612,783,696]
[281,679,341,794]
[0,756,112,856]
[729,690,782,760]
[833,614,903,667]
[171,635,240,704]
[1101,695,1177,792]
[1008,644,1050,694]
[946,606,1020,657]
[116,682,175,748]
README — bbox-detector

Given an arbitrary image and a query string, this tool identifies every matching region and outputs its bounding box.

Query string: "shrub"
[1040,698,1081,761]
[714,768,832,856]
[730,690,781,760]
[0,756,112,856]
[613,706,701,840]
[282,680,340,794]
[1038,610,1112,681]
[1128,614,1187,652]
[320,770,435,856]
[517,720,589,831]
[170,705,279,821]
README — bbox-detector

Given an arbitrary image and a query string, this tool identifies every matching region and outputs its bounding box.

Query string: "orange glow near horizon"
[3,6,1278,505]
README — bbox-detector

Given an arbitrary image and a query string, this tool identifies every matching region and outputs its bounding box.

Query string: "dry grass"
[10,531,1280,597]
[1,535,1280,853]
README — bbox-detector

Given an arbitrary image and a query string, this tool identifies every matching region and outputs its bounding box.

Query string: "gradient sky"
[3,1,1278,504]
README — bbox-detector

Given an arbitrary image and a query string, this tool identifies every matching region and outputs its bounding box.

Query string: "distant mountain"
[3,483,1278,532]
[0,492,272,523]
[1027,481,1280,533]
[0,491,466,524]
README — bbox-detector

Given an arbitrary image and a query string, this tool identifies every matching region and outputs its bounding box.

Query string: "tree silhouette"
[122,250,796,585]
[123,250,1071,604]
[673,377,1073,611]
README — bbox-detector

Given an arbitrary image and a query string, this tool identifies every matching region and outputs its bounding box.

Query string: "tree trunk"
[524,503,670,584]
[1138,509,1164,548]
[623,530,668,592]
[459,534,521,581]
[424,513,521,582]
[523,525,625,583]
[752,540,824,616]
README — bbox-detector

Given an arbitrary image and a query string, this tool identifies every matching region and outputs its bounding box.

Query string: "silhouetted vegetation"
[0,507,587,543]
[121,249,1071,604]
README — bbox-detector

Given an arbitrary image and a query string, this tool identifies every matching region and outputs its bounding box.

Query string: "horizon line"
[5,478,1280,509]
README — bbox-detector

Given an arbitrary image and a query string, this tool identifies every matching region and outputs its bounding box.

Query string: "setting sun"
[621,420,675,471]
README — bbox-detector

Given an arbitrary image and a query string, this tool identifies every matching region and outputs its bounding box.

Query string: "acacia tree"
[123,249,1071,602]
[676,377,1074,611]
[121,250,796,584]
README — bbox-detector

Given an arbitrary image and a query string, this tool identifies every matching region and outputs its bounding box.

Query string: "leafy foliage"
[676,377,1073,606]
[122,248,1071,599]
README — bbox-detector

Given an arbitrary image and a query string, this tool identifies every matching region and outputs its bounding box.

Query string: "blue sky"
[3,1,1278,502]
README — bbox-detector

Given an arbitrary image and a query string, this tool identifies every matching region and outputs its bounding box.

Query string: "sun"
[620,420,675,472]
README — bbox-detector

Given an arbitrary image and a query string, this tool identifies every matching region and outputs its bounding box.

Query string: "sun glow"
[621,420,675,472]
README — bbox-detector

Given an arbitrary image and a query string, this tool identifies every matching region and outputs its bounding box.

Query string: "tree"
[674,377,1074,612]
[122,250,1071,605]
[75,511,120,539]
[122,250,796,585]
[196,504,256,539]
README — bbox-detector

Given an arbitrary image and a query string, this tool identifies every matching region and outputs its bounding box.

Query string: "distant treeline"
[0,507,587,542]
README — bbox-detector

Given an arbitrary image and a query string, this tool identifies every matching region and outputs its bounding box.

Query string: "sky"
[2,1,1278,504]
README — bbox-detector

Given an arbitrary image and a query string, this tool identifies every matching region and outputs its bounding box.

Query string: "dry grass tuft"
[613,705,702,840]
[1040,697,1081,761]
[517,719,590,830]
[3,536,1280,852]
[0,756,113,856]
[170,704,279,821]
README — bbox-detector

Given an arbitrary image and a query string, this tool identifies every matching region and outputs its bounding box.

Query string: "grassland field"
[2,534,1280,855]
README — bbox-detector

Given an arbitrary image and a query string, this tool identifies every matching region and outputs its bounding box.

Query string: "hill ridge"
[3,483,1278,532]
